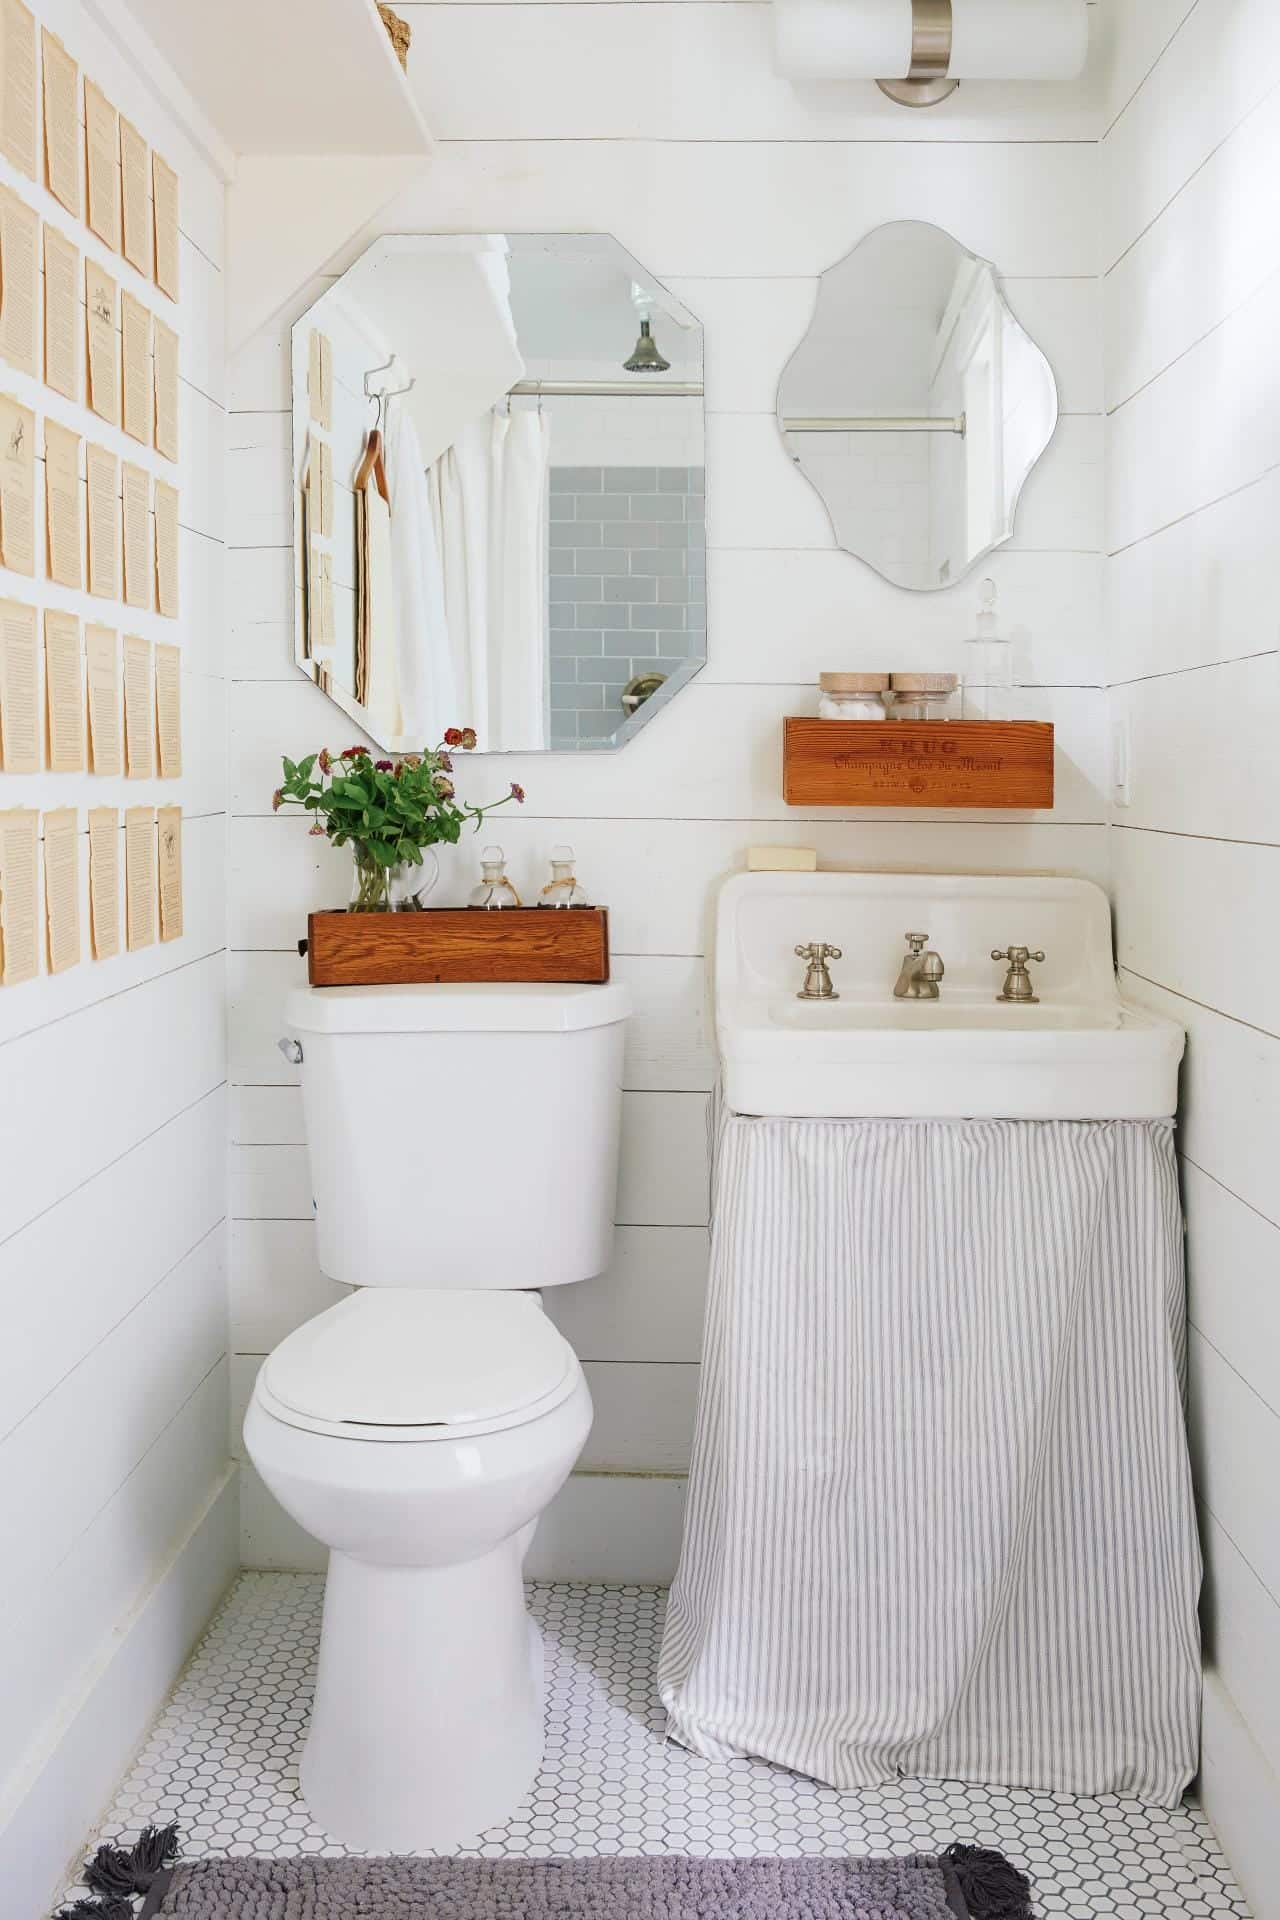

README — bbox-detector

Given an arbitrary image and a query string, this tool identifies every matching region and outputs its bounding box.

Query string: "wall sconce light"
[773,0,1089,107]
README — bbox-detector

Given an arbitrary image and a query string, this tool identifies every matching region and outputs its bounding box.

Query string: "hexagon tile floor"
[74,1573,1249,1920]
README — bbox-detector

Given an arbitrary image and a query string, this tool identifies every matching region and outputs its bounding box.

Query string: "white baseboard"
[1199,1672,1277,1920]
[242,1466,687,1586]
[0,1469,239,1920]
[526,1472,687,1584]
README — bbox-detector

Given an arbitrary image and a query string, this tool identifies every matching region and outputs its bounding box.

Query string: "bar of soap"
[747,846,818,872]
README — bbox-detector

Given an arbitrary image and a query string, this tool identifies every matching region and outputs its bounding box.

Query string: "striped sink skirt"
[657,1117,1202,1804]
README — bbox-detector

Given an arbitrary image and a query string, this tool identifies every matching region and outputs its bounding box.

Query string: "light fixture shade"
[773,0,1088,85]
[623,319,671,373]
[949,0,1087,78]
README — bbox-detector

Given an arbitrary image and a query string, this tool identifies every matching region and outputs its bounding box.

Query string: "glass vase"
[348,844,439,913]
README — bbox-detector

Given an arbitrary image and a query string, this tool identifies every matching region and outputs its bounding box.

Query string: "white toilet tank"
[285,982,630,1290]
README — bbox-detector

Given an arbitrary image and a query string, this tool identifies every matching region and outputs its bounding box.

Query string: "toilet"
[244,979,630,1852]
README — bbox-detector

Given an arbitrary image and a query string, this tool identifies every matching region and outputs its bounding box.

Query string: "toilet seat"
[258,1289,579,1443]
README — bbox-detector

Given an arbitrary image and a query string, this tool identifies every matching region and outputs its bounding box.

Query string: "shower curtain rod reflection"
[508,379,703,398]
[783,413,967,434]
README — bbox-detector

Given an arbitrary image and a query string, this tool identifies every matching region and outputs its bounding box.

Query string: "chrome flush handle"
[795,942,843,1001]
[992,947,1046,1005]
[277,1036,304,1065]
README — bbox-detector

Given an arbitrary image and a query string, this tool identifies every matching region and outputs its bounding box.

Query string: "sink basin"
[716,872,1184,1120]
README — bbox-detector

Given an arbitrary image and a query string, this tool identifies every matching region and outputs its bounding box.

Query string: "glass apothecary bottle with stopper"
[962,578,1016,720]
[468,846,521,909]
[538,844,590,909]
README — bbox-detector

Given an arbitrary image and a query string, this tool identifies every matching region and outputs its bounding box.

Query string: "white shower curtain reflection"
[386,401,456,746]
[427,409,550,752]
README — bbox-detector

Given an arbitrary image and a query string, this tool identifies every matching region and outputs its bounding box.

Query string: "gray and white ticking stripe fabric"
[658,1118,1201,1805]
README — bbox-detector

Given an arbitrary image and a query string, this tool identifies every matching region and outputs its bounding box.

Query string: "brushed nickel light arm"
[878,0,959,108]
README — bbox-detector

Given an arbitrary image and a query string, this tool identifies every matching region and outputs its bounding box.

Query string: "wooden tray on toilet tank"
[304,907,611,987]
[783,718,1055,810]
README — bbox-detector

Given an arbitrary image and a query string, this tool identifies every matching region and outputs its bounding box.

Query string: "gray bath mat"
[62,1826,1035,1920]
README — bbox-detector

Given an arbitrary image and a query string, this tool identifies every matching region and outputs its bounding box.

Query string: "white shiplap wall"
[1102,2,1280,1911]
[227,13,1111,1582]
[0,6,232,1913]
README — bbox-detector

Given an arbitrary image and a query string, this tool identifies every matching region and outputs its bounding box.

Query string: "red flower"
[436,775,455,799]
[374,758,394,772]
[437,751,453,773]
[271,788,283,811]
[342,745,370,759]
[461,727,478,751]
[510,783,525,804]
[318,748,332,773]
[309,822,325,836]
[443,727,463,747]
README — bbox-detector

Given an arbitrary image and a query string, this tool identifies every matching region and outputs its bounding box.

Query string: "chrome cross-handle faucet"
[992,945,1046,1004]
[795,942,842,1000]
[893,931,945,1000]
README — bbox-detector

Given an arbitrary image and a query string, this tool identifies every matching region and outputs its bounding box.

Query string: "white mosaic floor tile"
[68,1574,1248,1919]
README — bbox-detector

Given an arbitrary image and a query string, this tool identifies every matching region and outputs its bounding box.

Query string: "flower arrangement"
[274,731,525,912]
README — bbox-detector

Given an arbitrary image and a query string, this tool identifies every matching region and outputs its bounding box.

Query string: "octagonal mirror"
[292,234,705,753]
[777,221,1058,591]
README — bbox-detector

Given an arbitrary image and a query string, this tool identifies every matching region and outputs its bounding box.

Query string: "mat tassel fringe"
[57,1824,1034,1919]
[56,1825,178,1920]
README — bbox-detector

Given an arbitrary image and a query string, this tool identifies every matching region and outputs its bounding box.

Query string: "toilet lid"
[262,1290,575,1430]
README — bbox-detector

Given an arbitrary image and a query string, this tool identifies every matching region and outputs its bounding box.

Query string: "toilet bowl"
[246,981,629,1850]
[246,1289,592,1851]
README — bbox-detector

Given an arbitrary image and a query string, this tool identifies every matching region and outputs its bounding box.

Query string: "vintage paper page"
[124,804,154,950]
[308,329,323,424]
[0,595,37,770]
[85,623,121,774]
[120,114,152,277]
[87,806,119,958]
[308,330,332,430]
[0,806,38,982]
[317,439,333,538]
[44,419,82,588]
[154,477,178,616]
[319,550,335,648]
[86,441,120,599]
[121,460,150,609]
[84,79,121,252]
[121,290,152,444]
[0,0,35,180]
[43,224,78,400]
[42,806,79,973]
[157,805,181,942]
[40,28,78,214]
[0,183,37,375]
[122,631,153,777]
[153,316,178,461]
[85,258,119,425]
[154,639,181,777]
[43,607,83,772]
[152,151,178,300]
[0,392,33,574]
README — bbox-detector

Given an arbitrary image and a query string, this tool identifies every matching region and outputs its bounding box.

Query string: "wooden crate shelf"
[783,718,1055,811]
[305,907,610,987]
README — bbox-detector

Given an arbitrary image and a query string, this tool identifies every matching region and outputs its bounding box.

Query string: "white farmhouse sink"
[716,872,1184,1120]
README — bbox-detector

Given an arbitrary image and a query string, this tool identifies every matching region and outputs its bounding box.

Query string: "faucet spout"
[893,931,945,1000]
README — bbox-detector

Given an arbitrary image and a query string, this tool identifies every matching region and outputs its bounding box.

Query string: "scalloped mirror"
[777,221,1058,592]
